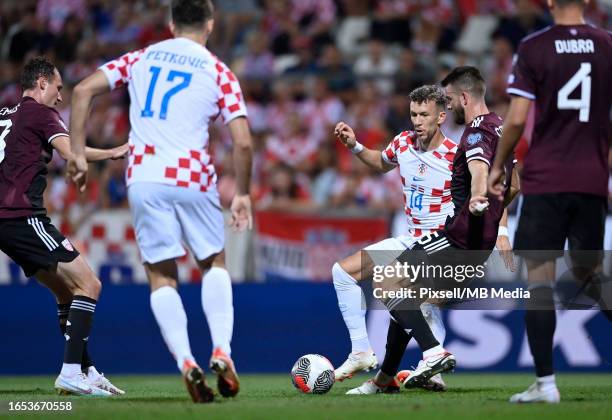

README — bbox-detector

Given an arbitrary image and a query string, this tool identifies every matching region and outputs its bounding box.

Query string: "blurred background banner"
[0,282,610,375]
[255,210,388,281]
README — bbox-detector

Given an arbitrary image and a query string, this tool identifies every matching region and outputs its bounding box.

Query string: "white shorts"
[127,183,224,264]
[364,232,428,266]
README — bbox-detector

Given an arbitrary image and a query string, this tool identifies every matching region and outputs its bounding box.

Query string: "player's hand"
[110,143,129,160]
[495,234,516,271]
[66,155,88,193]
[469,195,489,216]
[487,165,505,201]
[334,122,357,149]
[230,194,253,232]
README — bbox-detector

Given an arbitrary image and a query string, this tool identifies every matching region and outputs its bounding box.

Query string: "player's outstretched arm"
[333,122,395,173]
[489,96,530,200]
[51,137,129,163]
[68,70,112,191]
[228,116,254,231]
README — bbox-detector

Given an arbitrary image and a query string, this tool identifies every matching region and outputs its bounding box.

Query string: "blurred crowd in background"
[1,0,611,235]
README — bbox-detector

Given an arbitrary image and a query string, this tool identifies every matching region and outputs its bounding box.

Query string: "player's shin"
[61,296,97,378]
[332,263,370,353]
[526,285,556,379]
[380,319,412,377]
[150,286,195,371]
[388,305,439,355]
[58,302,94,372]
[421,303,446,345]
[201,267,233,355]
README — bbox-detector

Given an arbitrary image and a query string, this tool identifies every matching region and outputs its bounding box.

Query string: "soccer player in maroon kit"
[363,67,520,391]
[489,0,612,404]
[0,57,126,396]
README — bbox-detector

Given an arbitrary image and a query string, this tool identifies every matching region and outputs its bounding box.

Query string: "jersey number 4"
[141,66,192,120]
[0,119,12,164]
[557,62,591,123]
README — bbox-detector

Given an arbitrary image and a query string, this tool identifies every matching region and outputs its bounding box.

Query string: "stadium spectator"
[353,38,398,95]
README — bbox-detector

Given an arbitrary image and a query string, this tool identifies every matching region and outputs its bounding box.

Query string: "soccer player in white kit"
[67,0,252,403]
[332,85,456,391]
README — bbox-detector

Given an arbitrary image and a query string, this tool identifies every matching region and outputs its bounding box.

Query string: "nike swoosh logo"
[426,354,447,367]
[412,176,424,181]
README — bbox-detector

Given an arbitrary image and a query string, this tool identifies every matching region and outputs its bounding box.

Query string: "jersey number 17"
[141,66,192,120]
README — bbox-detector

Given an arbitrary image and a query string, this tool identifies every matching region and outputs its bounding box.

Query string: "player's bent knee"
[338,254,363,281]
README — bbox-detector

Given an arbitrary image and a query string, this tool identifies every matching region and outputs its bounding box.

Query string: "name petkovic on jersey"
[372,287,531,300]
[146,50,209,70]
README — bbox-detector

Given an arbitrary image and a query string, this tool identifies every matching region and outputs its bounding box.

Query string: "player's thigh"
[567,193,606,279]
[127,184,185,264]
[348,237,411,281]
[35,270,73,303]
[0,216,80,279]
[514,194,570,259]
[174,188,224,262]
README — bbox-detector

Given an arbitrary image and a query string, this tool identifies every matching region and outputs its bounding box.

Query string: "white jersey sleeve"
[98,38,248,191]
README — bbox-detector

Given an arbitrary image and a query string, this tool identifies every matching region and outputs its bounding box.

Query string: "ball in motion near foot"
[291,354,335,394]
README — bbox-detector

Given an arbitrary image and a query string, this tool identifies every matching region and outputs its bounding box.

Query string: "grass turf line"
[0,374,611,419]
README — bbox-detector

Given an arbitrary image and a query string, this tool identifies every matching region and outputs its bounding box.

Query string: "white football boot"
[510,382,560,403]
[334,351,378,381]
[346,377,400,395]
[87,367,125,395]
[55,372,112,396]
[397,370,446,391]
[401,351,455,388]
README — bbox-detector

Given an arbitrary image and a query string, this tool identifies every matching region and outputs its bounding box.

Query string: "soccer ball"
[291,354,335,394]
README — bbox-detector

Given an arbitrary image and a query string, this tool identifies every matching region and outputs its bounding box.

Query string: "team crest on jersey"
[418,163,427,176]
[62,239,74,252]
[467,132,482,145]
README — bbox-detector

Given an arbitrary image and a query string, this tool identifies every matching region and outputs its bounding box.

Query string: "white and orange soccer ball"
[291,354,335,394]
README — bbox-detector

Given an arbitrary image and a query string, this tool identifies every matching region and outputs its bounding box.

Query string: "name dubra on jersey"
[555,39,595,54]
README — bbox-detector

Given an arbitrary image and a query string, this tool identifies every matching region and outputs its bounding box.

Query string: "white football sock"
[423,345,445,359]
[537,374,557,390]
[421,303,446,346]
[202,267,233,356]
[332,263,370,353]
[150,286,194,371]
[60,363,82,377]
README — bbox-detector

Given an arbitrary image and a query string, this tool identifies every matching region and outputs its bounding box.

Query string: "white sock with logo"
[201,267,233,356]
[150,286,195,371]
[332,263,371,353]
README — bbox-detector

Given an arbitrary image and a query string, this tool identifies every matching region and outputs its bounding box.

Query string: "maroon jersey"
[508,25,612,197]
[444,112,512,250]
[0,97,69,218]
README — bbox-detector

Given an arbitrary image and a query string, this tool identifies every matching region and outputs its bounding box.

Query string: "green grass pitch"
[1,374,611,419]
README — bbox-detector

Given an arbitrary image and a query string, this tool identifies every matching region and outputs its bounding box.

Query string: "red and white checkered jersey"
[99,37,247,191]
[381,130,457,237]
